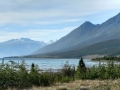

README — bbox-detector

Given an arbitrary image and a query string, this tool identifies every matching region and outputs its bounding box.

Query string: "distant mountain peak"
[84,21,93,24]
[0,38,48,57]
[46,40,55,44]
[80,21,95,29]
[17,38,25,42]
[83,21,94,25]
[3,38,42,44]
[32,12,120,56]
[13,38,34,43]
[73,21,96,34]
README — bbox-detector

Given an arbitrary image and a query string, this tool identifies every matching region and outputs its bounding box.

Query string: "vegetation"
[0,59,76,89]
[1,57,120,89]
[0,59,55,89]
[76,57,86,79]
[92,56,120,61]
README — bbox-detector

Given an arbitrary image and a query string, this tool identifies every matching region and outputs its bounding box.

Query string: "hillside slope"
[30,39,120,58]
[33,12,120,55]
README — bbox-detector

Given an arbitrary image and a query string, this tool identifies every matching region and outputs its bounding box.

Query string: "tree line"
[92,56,120,61]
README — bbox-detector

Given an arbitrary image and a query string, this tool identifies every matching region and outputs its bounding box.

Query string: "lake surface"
[0,58,110,71]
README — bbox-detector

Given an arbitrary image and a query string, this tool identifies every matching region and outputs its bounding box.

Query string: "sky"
[0,0,120,42]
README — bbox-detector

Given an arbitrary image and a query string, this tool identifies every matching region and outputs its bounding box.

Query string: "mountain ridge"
[32,12,120,57]
[0,38,50,58]
[32,21,98,54]
[28,38,120,58]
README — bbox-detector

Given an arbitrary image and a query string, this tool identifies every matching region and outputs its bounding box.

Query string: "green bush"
[62,61,75,77]
[75,57,120,80]
[1,57,120,89]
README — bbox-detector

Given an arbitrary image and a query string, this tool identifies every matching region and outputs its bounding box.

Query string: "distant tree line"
[92,56,120,61]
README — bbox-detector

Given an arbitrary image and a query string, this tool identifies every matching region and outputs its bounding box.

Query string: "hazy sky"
[0,0,120,42]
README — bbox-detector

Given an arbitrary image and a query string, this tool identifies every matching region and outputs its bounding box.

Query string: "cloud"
[0,0,120,42]
[0,10,81,26]
[0,26,76,42]
[0,0,120,26]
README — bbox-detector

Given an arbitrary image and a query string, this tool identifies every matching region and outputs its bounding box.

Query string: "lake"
[0,58,109,71]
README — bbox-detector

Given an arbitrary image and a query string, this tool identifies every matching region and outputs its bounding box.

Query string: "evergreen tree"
[79,57,86,68]
[76,57,86,79]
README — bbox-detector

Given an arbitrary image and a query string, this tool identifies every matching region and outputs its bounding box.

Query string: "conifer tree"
[76,57,86,79]
[79,57,86,68]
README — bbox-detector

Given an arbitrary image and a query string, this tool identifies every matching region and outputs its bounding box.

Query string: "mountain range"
[0,38,54,57]
[31,39,120,58]
[31,12,120,58]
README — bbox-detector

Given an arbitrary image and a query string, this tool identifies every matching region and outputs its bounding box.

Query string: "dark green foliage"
[77,61,120,80]
[0,60,56,89]
[75,57,120,80]
[0,60,76,89]
[92,56,120,61]
[1,58,120,89]
[0,60,31,89]
[76,57,86,79]
[79,57,86,68]
[57,61,75,83]
[29,63,40,86]
[62,61,75,77]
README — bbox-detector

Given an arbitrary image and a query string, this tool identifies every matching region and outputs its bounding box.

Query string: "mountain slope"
[33,21,99,54]
[0,38,47,57]
[33,12,120,55]
[58,39,120,57]
[30,39,120,58]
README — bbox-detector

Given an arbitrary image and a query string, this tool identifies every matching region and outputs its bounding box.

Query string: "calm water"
[0,58,107,70]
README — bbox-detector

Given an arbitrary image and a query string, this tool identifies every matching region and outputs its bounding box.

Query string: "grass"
[7,79,120,90]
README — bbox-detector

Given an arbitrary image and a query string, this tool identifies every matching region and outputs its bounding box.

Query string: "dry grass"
[8,79,120,90]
